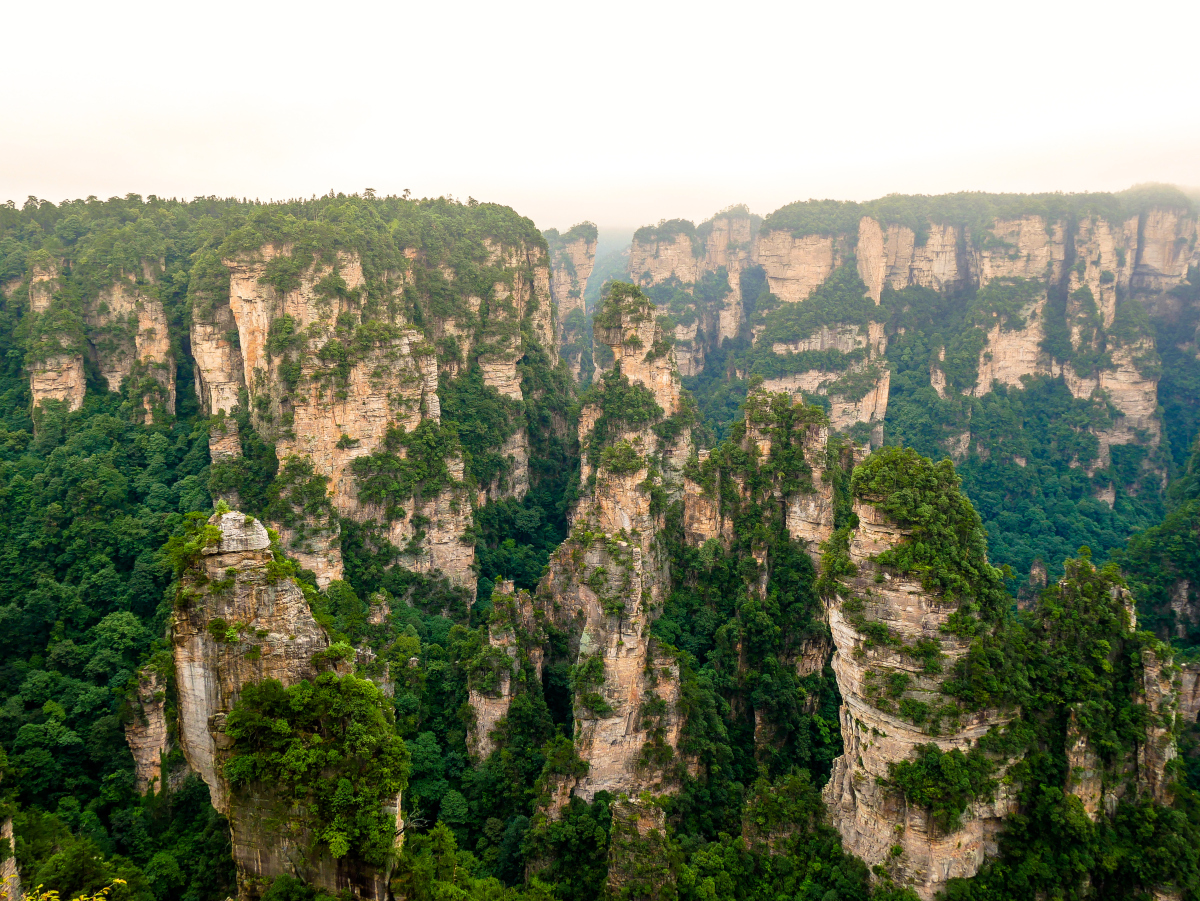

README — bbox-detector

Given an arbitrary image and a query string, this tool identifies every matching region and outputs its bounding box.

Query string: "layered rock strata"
[821,500,1017,900]
[172,510,392,900]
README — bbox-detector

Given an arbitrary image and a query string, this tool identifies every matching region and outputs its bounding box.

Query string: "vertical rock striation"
[124,666,170,793]
[820,485,1017,899]
[172,510,394,899]
[546,223,597,381]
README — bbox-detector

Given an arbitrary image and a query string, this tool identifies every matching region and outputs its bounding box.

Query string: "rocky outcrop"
[1137,648,1179,805]
[85,278,175,414]
[852,219,968,297]
[1133,207,1198,296]
[630,232,702,287]
[24,259,86,415]
[1,815,20,901]
[172,510,393,899]
[547,225,597,382]
[25,261,177,417]
[754,231,840,304]
[125,666,170,793]
[466,581,545,759]
[821,500,1017,899]
[971,291,1048,395]
[191,246,475,590]
[604,798,675,900]
[547,227,596,324]
[629,210,758,377]
[174,511,335,811]
[973,216,1068,285]
[474,286,692,815]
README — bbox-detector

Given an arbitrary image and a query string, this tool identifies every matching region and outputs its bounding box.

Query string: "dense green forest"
[0,193,1198,901]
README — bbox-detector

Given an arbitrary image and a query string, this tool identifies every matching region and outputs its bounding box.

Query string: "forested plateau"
[0,187,1198,901]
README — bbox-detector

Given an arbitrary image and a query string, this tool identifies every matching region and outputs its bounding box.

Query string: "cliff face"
[85,278,176,414]
[466,581,545,760]
[124,667,170,793]
[190,231,553,591]
[19,260,176,419]
[821,500,1016,899]
[630,211,758,377]
[24,260,86,414]
[547,228,597,382]
[172,511,392,899]
[469,285,692,817]
[543,292,689,801]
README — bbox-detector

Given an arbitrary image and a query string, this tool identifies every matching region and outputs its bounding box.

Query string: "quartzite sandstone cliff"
[172,510,396,900]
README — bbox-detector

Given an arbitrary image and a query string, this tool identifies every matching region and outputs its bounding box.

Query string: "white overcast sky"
[3,0,1198,232]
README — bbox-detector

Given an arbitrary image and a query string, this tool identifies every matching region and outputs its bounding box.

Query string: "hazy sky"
[4,0,1198,233]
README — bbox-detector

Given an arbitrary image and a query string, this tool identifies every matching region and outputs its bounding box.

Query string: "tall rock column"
[820,455,1017,900]
[172,510,394,899]
[546,222,598,380]
[474,284,693,811]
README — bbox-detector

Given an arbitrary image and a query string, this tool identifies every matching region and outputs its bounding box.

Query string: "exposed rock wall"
[466,581,545,759]
[540,299,687,799]
[190,245,487,591]
[473,288,692,816]
[604,798,675,900]
[629,212,757,377]
[172,511,390,899]
[821,500,1017,899]
[24,261,177,417]
[24,260,86,414]
[547,230,597,381]
[754,231,840,304]
[1,815,20,901]
[548,233,596,323]
[85,278,175,414]
[124,667,170,793]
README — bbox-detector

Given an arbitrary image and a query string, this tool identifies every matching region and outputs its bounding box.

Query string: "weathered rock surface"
[24,260,87,414]
[1,815,20,901]
[474,289,692,819]
[542,298,688,799]
[547,230,596,325]
[754,231,840,304]
[191,245,478,591]
[172,511,392,899]
[85,278,175,414]
[124,667,170,793]
[821,501,1017,899]
[547,228,597,382]
[630,211,758,377]
[466,581,545,759]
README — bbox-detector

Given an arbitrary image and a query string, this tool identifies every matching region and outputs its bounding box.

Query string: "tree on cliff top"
[222,672,410,868]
